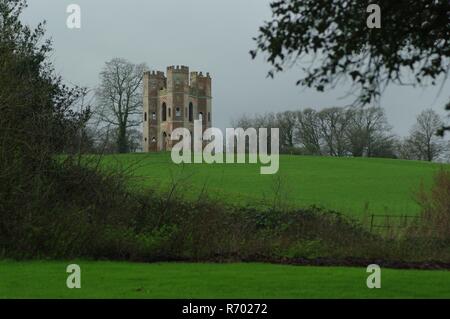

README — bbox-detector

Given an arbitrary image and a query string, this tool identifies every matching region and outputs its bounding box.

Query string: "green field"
[4,155,443,299]
[1,261,449,298]
[101,153,442,216]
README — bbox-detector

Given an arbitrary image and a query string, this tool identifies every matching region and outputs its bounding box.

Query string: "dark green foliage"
[0,0,90,255]
[1,0,449,266]
[1,164,449,263]
[251,0,450,105]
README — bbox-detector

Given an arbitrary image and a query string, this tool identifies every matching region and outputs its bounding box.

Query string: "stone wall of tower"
[143,71,166,152]
[143,65,212,152]
[194,72,212,132]
[167,66,189,141]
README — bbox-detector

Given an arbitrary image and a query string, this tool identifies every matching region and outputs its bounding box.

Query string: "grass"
[100,153,443,217]
[2,155,447,299]
[1,260,449,298]
[12,154,442,299]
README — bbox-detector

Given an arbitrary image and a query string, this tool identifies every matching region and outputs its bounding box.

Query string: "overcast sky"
[22,0,449,136]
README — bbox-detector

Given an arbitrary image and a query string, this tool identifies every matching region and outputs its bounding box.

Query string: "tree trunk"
[117,125,128,153]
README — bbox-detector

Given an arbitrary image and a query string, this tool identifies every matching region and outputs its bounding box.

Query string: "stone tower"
[142,65,212,152]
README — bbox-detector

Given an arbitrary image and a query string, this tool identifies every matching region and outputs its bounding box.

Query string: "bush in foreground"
[1,159,450,266]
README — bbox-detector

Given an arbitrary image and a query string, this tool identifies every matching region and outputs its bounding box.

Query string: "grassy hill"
[100,153,444,217]
[2,156,447,299]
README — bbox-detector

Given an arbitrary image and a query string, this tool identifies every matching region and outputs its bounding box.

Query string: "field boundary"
[369,214,423,233]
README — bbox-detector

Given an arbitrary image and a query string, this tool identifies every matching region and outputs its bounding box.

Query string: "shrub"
[2,158,450,265]
[414,168,450,239]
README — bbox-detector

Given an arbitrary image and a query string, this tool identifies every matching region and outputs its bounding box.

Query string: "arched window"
[152,137,156,143]
[199,112,204,123]
[152,112,156,120]
[189,103,193,122]
[208,112,211,123]
[144,112,147,122]
[168,108,171,118]
[176,107,181,117]
[162,103,167,121]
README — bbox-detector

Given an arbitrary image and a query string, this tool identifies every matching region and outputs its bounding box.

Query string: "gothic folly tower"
[142,65,212,151]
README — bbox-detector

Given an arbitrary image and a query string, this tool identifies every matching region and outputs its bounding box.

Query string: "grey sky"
[22,0,449,136]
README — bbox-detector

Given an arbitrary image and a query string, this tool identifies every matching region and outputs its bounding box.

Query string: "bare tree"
[346,106,393,157]
[231,113,254,129]
[317,107,351,156]
[95,58,147,153]
[397,138,419,160]
[276,111,297,150]
[405,109,445,161]
[127,128,143,153]
[294,109,322,155]
[233,106,398,157]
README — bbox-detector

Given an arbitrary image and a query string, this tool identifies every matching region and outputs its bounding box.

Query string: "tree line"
[233,107,447,162]
[82,57,448,164]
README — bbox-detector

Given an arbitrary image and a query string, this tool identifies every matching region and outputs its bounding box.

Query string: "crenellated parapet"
[143,65,212,152]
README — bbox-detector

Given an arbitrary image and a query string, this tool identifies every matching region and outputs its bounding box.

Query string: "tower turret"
[143,66,212,152]
[166,65,189,93]
[143,70,166,152]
